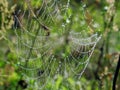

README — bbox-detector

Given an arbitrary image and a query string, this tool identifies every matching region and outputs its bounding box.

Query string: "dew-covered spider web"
[12,0,101,89]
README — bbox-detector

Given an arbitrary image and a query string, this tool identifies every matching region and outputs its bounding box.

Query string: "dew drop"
[66,19,70,23]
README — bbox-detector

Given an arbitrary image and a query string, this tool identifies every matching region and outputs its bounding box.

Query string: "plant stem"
[112,55,120,90]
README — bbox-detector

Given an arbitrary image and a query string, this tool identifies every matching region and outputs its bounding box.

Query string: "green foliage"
[0,0,15,34]
[0,0,120,90]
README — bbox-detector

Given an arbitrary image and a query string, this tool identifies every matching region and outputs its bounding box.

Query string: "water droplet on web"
[93,23,100,28]
[104,6,108,10]
[83,4,86,8]
[66,19,70,23]
[62,23,65,27]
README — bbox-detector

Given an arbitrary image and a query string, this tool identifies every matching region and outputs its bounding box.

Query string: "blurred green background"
[0,0,120,90]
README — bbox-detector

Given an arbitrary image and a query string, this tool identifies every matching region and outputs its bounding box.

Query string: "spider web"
[13,0,101,89]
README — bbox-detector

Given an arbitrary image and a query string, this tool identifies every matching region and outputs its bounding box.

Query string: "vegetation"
[0,0,120,90]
